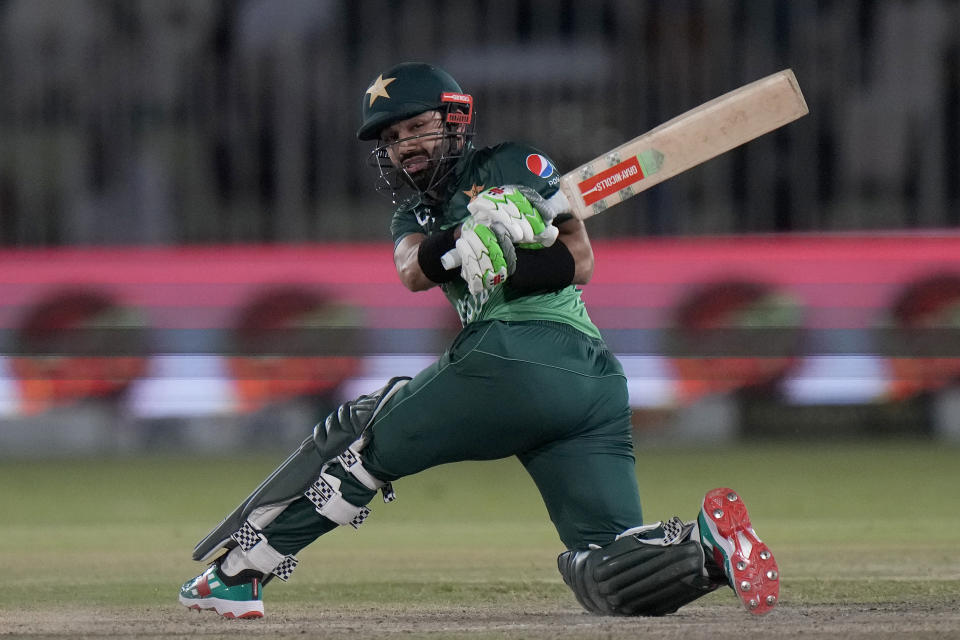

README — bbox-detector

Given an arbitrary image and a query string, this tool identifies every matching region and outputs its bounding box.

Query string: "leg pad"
[192,377,410,562]
[558,535,718,616]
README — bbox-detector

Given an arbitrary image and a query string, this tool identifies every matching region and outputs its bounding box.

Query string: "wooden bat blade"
[558,69,809,220]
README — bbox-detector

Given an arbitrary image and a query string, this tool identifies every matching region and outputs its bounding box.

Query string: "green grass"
[1,440,958,610]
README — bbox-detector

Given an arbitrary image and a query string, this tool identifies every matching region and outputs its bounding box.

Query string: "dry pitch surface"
[5,601,960,639]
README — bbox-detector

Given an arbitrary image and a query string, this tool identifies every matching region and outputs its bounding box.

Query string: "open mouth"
[402,155,431,174]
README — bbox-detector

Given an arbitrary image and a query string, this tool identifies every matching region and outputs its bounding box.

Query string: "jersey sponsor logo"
[525,154,555,179]
[577,155,646,206]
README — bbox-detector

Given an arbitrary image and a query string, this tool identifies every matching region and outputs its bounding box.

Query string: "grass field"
[1,440,958,638]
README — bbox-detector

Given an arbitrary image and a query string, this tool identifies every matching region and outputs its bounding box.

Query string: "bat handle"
[441,249,462,270]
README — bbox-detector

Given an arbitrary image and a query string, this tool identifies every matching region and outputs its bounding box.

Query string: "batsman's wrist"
[417,226,460,284]
[507,241,576,293]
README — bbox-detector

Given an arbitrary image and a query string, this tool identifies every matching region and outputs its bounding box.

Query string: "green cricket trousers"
[263,319,644,552]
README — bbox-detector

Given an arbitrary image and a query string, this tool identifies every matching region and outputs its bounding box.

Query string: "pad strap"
[616,516,690,545]
[226,520,299,581]
[304,468,371,528]
[338,441,397,503]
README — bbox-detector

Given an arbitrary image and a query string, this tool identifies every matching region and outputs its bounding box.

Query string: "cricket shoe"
[178,564,264,619]
[698,487,780,615]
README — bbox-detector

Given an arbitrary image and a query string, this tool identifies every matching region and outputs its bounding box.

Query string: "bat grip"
[441,249,462,270]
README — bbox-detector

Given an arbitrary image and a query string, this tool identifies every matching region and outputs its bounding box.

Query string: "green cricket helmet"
[357,62,473,141]
[359,62,475,204]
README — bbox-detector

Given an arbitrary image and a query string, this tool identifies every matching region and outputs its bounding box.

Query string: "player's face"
[379,111,445,187]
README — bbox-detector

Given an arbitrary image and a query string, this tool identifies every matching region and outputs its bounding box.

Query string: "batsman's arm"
[497,216,592,294]
[394,233,436,292]
[554,216,594,285]
[395,215,591,293]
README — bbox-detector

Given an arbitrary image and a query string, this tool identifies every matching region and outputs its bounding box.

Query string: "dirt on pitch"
[4,602,959,640]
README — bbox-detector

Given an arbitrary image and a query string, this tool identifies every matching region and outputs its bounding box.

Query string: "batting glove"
[467,186,560,248]
[455,218,516,296]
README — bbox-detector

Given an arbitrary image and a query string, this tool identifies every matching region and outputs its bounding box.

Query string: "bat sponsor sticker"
[525,154,555,179]
[577,149,663,206]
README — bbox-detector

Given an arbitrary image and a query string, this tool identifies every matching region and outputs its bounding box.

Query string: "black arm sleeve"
[506,241,576,294]
[416,226,460,284]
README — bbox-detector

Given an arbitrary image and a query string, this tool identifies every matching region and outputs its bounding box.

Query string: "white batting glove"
[467,186,560,247]
[455,218,516,296]
[515,185,570,247]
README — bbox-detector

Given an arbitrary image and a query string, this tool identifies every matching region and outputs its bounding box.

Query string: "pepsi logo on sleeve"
[525,154,555,179]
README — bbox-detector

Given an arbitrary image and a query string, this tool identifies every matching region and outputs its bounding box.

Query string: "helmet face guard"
[367,92,475,204]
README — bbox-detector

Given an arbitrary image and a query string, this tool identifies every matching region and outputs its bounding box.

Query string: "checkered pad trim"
[305,474,370,528]
[231,520,263,551]
[381,482,397,503]
[351,506,371,528]
[339,448,360,468]
[336,438,397,505]
[662,517,685,545]
[272,555,299,581]
[305,477,336,508]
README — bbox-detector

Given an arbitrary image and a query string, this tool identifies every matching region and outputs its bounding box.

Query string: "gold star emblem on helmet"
[365,74,396,107]
[463,184,486,201]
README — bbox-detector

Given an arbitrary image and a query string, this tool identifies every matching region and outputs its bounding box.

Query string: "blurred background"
[1,0,959,457]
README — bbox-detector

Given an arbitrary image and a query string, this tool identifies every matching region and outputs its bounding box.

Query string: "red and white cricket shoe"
[698,487,780,615]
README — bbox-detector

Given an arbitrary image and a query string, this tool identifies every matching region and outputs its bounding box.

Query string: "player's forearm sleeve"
[508,242,576,294]
[417,226,460,284]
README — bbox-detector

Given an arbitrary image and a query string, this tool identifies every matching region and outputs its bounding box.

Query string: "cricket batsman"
[179,62,780,619]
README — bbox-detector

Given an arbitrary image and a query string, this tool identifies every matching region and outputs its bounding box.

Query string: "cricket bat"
[442,69,808,269]
[559,68,808,220]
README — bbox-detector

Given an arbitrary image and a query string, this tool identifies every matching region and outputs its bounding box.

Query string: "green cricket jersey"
[391,142,601,339]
